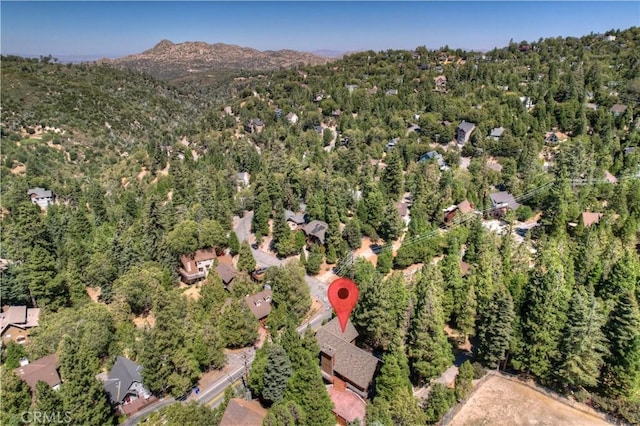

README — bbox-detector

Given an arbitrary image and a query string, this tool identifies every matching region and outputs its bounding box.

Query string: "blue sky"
[1,1,638,59]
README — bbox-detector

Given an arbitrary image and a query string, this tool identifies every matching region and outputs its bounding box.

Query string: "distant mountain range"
[98,39,335,81]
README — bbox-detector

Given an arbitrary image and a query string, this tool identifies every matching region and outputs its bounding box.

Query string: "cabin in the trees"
[489,127,505,141]
[179,248,216,283]
[285,112,299,124]
[316,318,380,399]
[610,104,627,117]
[444,200,475,226]
[236,172,250,188]
[244,118,264,134]
[456,121,476,145]
[245,288,272,323]
[581,211,604,227]
[520,96,535,110]
[302,220,328,245]
[103,357,152,416]
[544,130,568,146]
[27,187,55,210]
[219,398,267,426]
[285,209,306,230]
[489,191,520,217]
[419,150,448,171]
[1,305,40,345]
[434,75,447,92]
[385,89,398,96]
[14,354,61,392]
[216,261,238,289]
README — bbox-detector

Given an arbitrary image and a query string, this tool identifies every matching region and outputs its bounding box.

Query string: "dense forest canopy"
[1,27,639,425]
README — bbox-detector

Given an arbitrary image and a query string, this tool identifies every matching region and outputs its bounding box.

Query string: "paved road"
[233,211,330,308]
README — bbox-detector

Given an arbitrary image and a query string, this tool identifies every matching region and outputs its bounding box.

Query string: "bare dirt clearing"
[449,374,611,426]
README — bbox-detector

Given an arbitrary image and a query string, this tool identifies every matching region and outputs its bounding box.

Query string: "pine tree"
[407,265,453,384]
[555,285,608,390]
[228,231,240,256]
[516,241,572,381]
[284,362,335,426]
[35,380,63,416]
[262,344,293,405]
[219,300,259,348]
[0,368,32,426]
[248,343,270,399]
[455,361,475,400]
[353,272,408,350]
[264,401,306,426]
[474,287,515,369]
[59,337,113,426]
[601,291,640,401]
[237,241,256,273]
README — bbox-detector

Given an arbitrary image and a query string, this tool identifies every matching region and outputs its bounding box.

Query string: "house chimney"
[320,346,335,377]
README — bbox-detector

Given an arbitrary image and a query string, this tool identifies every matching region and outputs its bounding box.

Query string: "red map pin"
[328,278,359,332]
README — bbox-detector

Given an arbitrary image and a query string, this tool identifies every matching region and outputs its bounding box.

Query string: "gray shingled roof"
[490,127,505,138]
[489,191,520,210]
[284,210,306,225]
[316,318,379,391]
[27,187,53,198]
[104,357,144,404]
[303,220,328,244]
[458,121,476,133]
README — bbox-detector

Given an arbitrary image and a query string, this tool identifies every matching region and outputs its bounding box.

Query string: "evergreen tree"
[455,361,475,400]
[284,362,335,426]
[515,241,572,381]
[228,231,240,256]
[556,285,608,390]
[353,272,408,350]
[423,383,456,424]
[407,265,453,384]
[34,380,63,417]
[602,291,640,401]
[264,401,306,426]
[0,368,31,426]
[3,342,25,369]
[59,337,113,426]
[376,244,393,274]
[375,337,412,401]
[262,344,293,405]
[219,300,259,349]
[474,287,515,369]
[266,262,311,322]
[237,241,257,273]
[248,343,270,399]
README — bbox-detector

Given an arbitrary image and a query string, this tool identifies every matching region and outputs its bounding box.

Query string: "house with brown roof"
[581,212,604,227]
[303,220,328,245]
[316,318,380,399]
[219,398,267,426]
[14,354,61,392]
[604,170,618,184]
[216,262,238,289]
[285,112,299,124]
[1,305,40,345]
[245,288,272,322]
[434,75,447,92]
[544,130,569,146]
[444,200,475,226]
[179,248,217,283]
[456,121,476,145]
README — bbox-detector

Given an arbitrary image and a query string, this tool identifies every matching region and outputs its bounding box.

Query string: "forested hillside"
[1,27,639,425]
